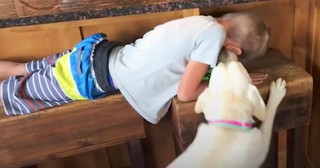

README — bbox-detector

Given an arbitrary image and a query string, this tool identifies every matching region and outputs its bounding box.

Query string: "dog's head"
[195,50,266,122]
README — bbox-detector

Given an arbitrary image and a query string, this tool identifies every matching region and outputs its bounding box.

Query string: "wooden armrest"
[0,94,145,167]
[171,49,313,150]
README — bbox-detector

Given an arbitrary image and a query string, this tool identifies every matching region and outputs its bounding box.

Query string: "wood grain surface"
[0,94,145,168]
[0,0,262,20]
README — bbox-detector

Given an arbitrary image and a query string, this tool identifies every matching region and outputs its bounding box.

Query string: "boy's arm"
[177,60,209,101]
[249,73,268,85]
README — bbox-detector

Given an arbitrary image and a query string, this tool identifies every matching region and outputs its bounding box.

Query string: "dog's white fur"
[167,51,286,168]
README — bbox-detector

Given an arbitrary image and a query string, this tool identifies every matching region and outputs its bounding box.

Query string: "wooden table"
[0,94,145,168]
[171,49,313,168]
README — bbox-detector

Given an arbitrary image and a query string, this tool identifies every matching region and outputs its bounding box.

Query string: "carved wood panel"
[2,0,195,19]
[0,1,18,19]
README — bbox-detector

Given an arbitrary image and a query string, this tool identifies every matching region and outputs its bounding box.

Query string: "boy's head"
[218,12,270,63]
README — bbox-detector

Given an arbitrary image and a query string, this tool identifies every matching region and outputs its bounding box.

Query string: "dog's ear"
[195,88,211,114]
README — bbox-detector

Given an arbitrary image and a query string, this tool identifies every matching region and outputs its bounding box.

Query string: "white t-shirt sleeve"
[191,24,226,67]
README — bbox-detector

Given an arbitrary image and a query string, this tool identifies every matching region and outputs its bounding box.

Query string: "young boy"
[0,12,269,124]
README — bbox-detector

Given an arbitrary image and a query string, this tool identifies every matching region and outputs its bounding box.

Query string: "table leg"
[127,139,145,168]
[287,127,307,168]
[173,135,182,156]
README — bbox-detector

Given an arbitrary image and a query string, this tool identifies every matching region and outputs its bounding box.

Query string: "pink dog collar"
[207,119,253,130]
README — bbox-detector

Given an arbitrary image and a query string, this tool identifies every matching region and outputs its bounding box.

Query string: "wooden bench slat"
[0,94,145,167]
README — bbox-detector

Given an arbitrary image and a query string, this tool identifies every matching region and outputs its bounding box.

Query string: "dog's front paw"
[269,78,286,105]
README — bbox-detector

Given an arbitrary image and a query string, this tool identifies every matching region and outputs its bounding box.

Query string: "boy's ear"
[225,45,242,56]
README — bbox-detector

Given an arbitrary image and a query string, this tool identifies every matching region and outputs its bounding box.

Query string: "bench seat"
[0,94,145,168]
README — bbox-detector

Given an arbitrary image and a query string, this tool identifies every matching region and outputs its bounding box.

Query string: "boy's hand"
[249,73,268,85]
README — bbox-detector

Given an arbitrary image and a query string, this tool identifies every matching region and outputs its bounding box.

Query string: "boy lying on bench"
[0,12,269,124]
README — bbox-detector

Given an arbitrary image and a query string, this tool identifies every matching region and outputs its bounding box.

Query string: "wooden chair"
[171,49,313,168]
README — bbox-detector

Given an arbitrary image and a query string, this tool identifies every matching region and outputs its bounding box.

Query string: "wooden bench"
[0,94,145,168]
[171,49,313,168]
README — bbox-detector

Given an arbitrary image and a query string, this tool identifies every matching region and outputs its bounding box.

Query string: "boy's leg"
[0,50,70,110]
[1,33,107,114]
[0,50,71,81]
[0,61,26,108]
[25,50,71,73]
[0,61,26,81]
[1,65,74,116]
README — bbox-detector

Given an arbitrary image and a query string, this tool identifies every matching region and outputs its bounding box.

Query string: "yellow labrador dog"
[167,50,286,168]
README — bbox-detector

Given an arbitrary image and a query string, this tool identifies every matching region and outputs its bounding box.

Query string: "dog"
[167,50,286,168]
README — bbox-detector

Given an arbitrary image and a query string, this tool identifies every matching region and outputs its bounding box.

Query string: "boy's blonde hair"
[221,12,270,62]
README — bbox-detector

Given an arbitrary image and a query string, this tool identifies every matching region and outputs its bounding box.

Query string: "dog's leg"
[261,78,286,149]
[251,86,267,121]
